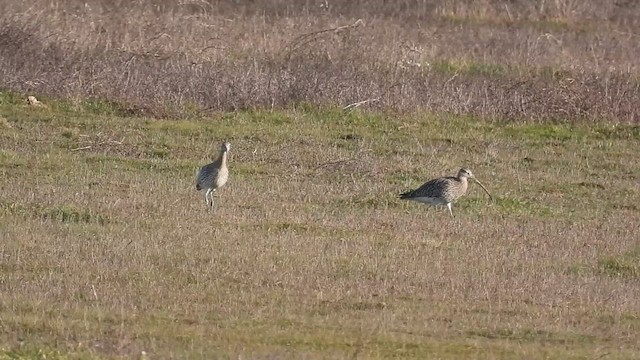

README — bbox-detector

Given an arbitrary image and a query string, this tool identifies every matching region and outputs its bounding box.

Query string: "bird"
[196,142,231,210]
[399,168,492,217]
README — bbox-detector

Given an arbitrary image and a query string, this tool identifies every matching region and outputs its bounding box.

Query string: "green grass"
[503,123,580,141]
[436,11,596,33]
[0,200,110,225]
[598,247,640,278]
[1,94,639,359]
[429,59,507,77]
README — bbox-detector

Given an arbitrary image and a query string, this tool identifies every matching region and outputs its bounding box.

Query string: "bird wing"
[404,176,454,198]
[196,163,219,187]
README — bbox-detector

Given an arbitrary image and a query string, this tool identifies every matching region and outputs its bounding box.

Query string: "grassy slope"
[1,93,640,359]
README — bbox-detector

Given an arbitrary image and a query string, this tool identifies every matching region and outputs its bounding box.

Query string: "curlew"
[196,142,231,210]
[399,168,492,217]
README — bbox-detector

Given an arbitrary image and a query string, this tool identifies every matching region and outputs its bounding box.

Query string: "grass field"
[1,0,640,359]
[1,92,639,359]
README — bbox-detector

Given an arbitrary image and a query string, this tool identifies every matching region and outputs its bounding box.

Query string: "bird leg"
[446,203,454,217]
[205,188,213,209]
[208,189,217,211]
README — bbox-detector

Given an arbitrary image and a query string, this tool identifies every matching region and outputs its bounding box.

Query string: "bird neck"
[218,150,228,167]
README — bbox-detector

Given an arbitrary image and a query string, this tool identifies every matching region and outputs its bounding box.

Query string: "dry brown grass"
[1,0,640,120]
[1,1,640,359]
[1,92,640,358]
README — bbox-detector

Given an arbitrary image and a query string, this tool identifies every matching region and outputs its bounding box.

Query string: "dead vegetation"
[1,94,640,359]
[0,0,639,121]
[1,1,640,359]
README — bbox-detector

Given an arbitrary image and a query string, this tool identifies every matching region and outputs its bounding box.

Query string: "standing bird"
[196,142,231,210]
[399,168,492,217]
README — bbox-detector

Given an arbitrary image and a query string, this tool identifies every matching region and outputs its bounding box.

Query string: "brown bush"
[0,0,639,121]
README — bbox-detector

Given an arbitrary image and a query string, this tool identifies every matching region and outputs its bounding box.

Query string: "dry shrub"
[0,0,639,121]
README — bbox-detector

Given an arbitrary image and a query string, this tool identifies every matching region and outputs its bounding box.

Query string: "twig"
[343,82,402,112]
[314,149,372,171]
[343,98,379,111]
[504,4,513,22]
[71,138,123,152]
[284,19,364,60]
[98,140,123,145]
[314,159,356,171]
[91,284,98,301]
[444,74,459,87]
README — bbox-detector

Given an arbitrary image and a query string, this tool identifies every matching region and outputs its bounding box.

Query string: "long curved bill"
[473,178,492,200]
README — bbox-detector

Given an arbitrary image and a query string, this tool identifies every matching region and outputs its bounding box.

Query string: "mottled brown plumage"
[400,168,491,217]
[196,142,230,210]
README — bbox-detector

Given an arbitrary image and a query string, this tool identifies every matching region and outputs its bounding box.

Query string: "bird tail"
[399,190,414,199]
[195,167,201,190]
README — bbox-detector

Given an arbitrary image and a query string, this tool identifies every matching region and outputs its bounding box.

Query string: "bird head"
[458,168,474,179]
[221,142,231,153]
[459,168,492,200]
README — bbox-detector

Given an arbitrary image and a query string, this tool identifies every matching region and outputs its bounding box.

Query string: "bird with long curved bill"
[196,142,231,211]
[399,168,492,217]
